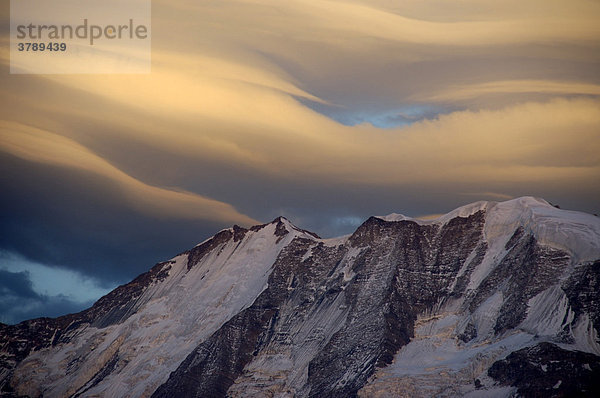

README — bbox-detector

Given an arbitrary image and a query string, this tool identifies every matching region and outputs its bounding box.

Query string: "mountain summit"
[2,197,599,397]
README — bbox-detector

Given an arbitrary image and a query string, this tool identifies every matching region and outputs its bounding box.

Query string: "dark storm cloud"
[0,153,228,287]
[0,269,37,299]
[0,269,93,325]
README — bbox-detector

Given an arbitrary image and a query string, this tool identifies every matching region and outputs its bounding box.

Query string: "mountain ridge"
[1,197,599,397]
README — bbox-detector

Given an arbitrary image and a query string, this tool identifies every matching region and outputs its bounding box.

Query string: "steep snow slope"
[4,218,318,397]
[2,197,599,397]
[380,196,600,262]
[361,197,600,397]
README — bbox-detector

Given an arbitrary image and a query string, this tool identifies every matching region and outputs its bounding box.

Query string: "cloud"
[459,192,515,201]
[1,0,597,193]
[0,250,111,302]
[6,63,597,189]
[25,92,598,189]
[0,270,96,324]
[416,80,600,103]
[0,157,230,288]
[0,253,106,325]
[160,0,600,48]
[1,67,598,228]
[0,121,258,226]
[0,269,38,300]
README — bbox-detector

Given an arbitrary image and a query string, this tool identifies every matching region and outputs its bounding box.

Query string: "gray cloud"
[0,269,94,325]
[0,153,227,286]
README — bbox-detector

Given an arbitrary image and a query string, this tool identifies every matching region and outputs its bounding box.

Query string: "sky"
[1,0,599,324]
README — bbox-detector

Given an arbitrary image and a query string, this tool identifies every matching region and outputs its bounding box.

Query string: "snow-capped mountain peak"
[2,197,599,397]
[379,196,600,262]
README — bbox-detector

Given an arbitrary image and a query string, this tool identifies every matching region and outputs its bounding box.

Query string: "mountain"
[1,196,600,397]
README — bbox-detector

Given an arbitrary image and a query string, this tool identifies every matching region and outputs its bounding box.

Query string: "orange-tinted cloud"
[1,0,599,223]
[0,121,258,226]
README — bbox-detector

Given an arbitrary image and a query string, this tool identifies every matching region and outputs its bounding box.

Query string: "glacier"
[1,196,599,397]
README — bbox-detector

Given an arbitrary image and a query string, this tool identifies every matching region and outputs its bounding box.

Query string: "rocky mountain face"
[1,197,600,397]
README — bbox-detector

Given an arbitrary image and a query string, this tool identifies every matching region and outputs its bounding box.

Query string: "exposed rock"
[1,197,599,397]
[488,342,600,397]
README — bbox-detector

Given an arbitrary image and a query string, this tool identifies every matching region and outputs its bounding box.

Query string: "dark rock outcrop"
[488,342,600,397]
[1,198,599,397]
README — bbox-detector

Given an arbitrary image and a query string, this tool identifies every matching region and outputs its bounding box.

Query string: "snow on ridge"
[377,200,495,225]
[112,221,314,396]
[192,216,318,248]
[192,226,235,247]
[207,196,598,264]
[15,220,312,398]
[322,234,351,247]
[484,196,600,262]
[378,213,414,222]
[9,198,600,398]
[377,196,600,262]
